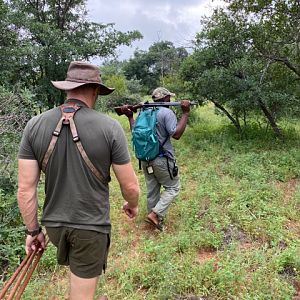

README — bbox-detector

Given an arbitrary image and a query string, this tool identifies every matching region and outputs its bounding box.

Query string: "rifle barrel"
[141,101,197,107]
[114,101,198,115]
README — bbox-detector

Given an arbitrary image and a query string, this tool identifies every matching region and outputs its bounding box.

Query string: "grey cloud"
[87,0,219,59]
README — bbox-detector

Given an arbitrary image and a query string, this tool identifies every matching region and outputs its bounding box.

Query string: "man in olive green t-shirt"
[17,61,140,300]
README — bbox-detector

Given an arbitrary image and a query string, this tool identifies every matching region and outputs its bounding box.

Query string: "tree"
[225,0,300,119]
[0,0,21,85]
[227,0,300,79]
[5,0,142,108]
[180,7,299,138]
[123,49,158,94]
[96,60,143,111]
[123,41,188,94]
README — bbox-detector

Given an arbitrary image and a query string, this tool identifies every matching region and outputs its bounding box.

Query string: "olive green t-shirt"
[18,99,130,233]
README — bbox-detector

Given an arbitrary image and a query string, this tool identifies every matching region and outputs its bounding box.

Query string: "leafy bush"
[0,86,36,281]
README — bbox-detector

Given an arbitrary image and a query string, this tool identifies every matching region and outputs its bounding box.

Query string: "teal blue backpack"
[132,108,160,161]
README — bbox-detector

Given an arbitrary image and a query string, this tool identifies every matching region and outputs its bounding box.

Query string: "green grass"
[3,104,300,299]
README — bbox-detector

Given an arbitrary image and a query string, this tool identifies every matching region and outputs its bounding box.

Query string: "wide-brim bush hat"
[51,61,114,95]
[151,87,175,101]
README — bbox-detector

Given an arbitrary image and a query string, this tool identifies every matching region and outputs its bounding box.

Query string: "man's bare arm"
[172,100,191,140]
[18,159,41,230]
[18,159,45,253]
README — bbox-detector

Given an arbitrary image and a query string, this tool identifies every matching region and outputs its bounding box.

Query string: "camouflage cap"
[151,87,176,101]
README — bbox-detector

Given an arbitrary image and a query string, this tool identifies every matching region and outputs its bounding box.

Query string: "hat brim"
[51,80,114,95]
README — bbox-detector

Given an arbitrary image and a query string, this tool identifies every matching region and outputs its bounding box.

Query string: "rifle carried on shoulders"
[114,101,198,116]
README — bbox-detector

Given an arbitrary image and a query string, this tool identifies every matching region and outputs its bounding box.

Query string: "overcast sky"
[86,0,224,61]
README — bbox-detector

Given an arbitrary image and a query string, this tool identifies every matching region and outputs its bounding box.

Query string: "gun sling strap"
[41,102,109,185]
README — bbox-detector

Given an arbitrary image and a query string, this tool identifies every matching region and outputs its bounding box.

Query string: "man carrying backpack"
[122,87,190,231]
[17,61,140,300]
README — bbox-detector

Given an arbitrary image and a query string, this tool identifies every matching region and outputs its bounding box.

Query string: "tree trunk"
[211,100,242,133]
[257,99,283,140]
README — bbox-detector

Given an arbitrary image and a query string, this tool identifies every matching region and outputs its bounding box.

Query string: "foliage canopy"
[0,0,142,107]
[179,2,300,137]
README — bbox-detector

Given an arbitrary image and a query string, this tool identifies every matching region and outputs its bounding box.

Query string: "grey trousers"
[142,156,180,218]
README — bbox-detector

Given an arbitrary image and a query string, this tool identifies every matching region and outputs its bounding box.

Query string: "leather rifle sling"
[41,103,109,185]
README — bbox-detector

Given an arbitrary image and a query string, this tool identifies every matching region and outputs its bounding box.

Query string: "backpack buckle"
[53,130,60,136]
[73,136,80,142]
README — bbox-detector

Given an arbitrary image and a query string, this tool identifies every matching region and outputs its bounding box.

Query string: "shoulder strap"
[153,107,168,154]
[41,103,109,185]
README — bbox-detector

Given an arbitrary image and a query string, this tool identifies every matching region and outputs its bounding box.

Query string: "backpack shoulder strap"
[68,116,109,184]
[41,105,72,172]
[42,103,109,185]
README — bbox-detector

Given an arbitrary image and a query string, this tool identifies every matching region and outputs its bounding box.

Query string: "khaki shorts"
[46,227,110,279]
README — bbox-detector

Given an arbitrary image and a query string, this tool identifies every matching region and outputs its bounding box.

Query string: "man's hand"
[25,232,46,254]
[123,202,138,219]
[180,100,191,114]
[120,105,134,118]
